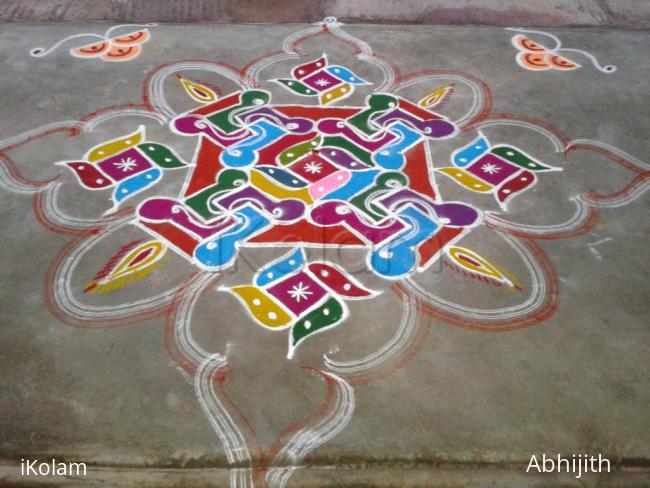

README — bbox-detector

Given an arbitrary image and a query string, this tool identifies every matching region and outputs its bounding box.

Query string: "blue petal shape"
[113,168,162,204]
[323,169,380,200]
[452,133,489,168]
[326,65,369,85]
[255,247,305,286]
[256,165,308,188]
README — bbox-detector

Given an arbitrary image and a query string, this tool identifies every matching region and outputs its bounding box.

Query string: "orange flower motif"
[507,28,616,73]
[31,24,154,63]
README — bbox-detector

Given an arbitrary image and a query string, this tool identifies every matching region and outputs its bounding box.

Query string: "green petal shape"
[491,145,554,171]
[274,79,318,96]
[138,143,187,169]
[288,297,344,359]
[322,136,374,166]
[278,136,321,165]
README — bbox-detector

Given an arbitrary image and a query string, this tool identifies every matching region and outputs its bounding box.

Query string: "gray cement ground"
[0,19,648,487]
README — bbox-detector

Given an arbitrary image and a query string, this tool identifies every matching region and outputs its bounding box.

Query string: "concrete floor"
[0,18,648,488]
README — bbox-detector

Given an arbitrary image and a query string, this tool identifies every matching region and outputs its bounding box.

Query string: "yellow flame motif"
[446,246,521,290]
[177,75,219,104]
[84,240,167,293]
[418,83,455,108]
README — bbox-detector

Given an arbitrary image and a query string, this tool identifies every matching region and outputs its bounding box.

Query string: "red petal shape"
[308,262,374,298]
[63,162,112,189]
[291,56,327,80]
[497,170,536,204]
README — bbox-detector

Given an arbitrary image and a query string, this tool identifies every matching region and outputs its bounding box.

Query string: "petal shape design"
[278,136,321,165]
[87,126,145,162]
[291,56,328,80]
[288,297,345,359]
[496,170,537,208]
[491,145,557,171]
[70,40,109,58]
[255,247,306,287]
[437,167,493,192]
[446,246,510,285]
[113,167,162,205]
[84,240,167,293]
[516,51,551,70]
[319,83,353,105]
[274,79,318,96]
[102,44,142,62]
[308,262,377,299]
[59,161,112,189]
[326,65,369,85]
[137,143,187,169]
[111,29,150,46]
[227,285,292,329]
[511,35,548,53]
[451,132,490,168]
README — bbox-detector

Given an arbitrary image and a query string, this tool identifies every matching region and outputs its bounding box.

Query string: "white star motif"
[314,78,331,87]
[287,282,313,302]
[114,156,138,172]
[304,161,322,174]
[480,163,500,175]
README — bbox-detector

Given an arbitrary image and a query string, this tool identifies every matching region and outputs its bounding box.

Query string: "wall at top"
[1,0,649,29]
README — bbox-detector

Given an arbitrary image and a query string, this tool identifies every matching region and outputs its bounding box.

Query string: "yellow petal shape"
[227,286,292,329]
[87,126,145,162]
[319,82,352,105]
[437,167,493,192]
[250,170,313,204]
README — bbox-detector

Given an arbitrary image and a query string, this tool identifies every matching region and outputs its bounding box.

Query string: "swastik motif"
[437,131,561,210]
[273,54,371,105]
[220,248,378,358]
[140,74,476,280]
[57,125,188,213]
